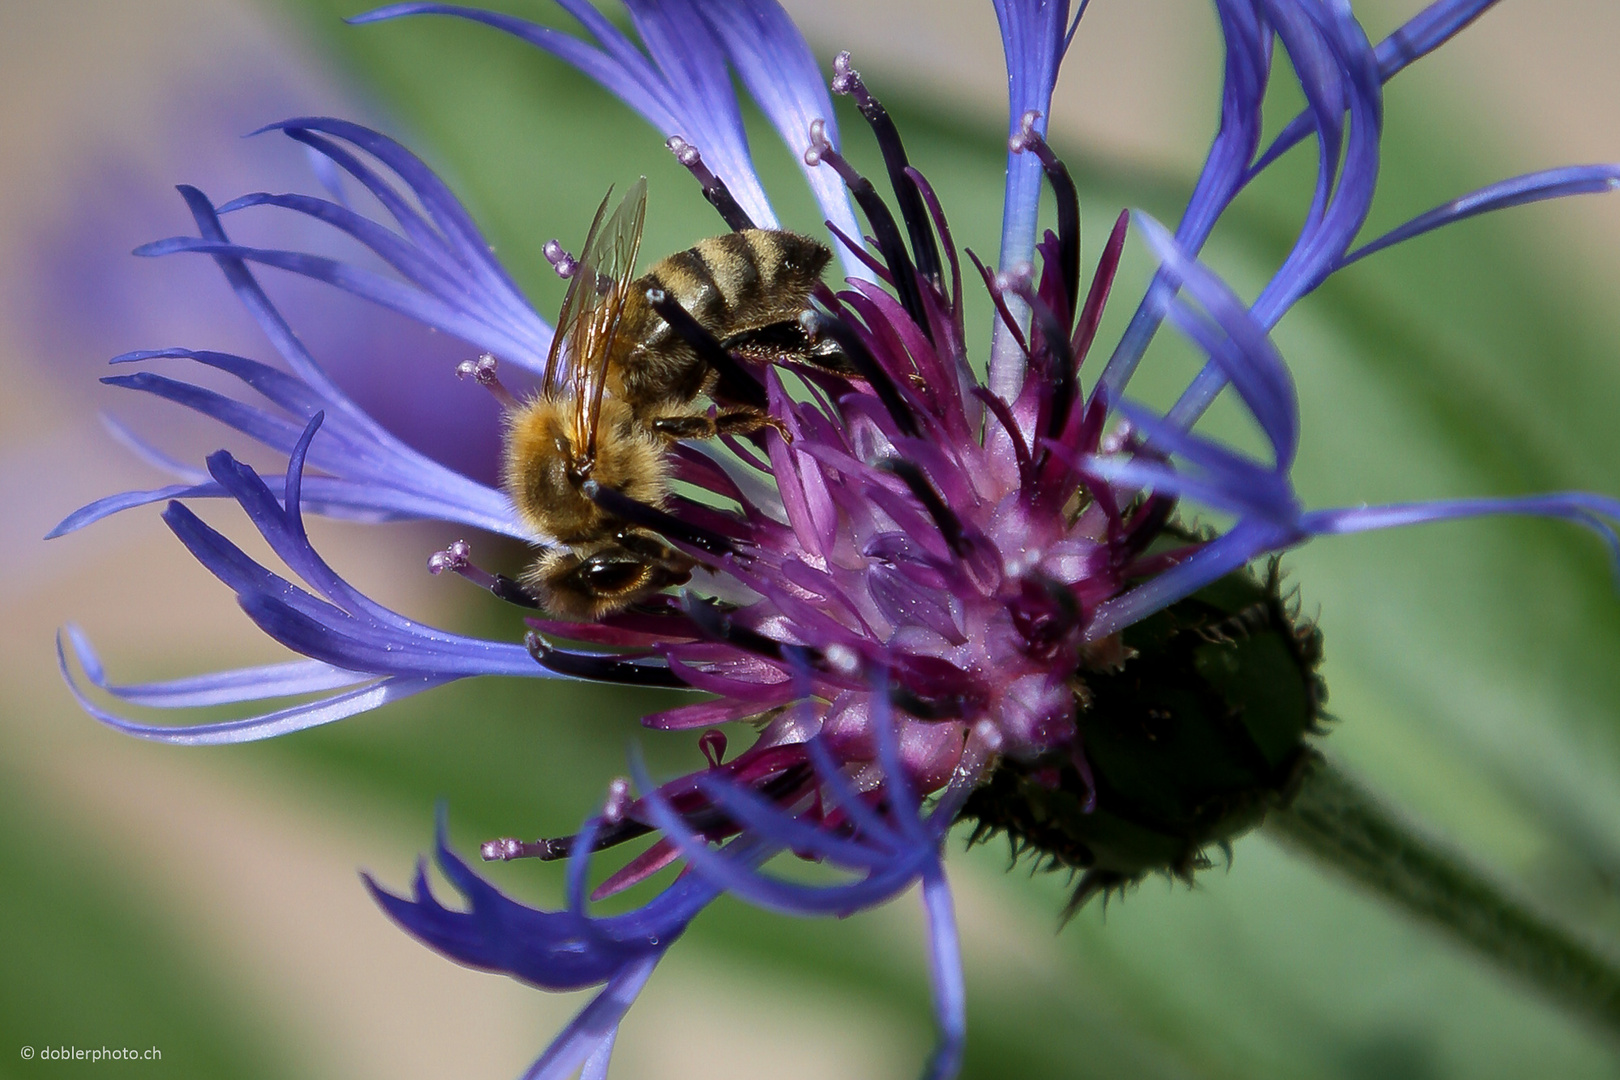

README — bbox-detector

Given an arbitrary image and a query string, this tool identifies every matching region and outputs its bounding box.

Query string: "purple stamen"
[679,594,828,675]
[542,239,578,279]
[877,458,971,559]
[525,631,688,688]
[971,386,1034,484]
[455,353,521,410]
[699,729,728,769]
[1072,210,1129,366]
[644,287,766,409]
[428,538,542,609]
[798,311,922,439]
[603,776,633,825]
[804,119,932,341]
[971,719,1004,754]
[666,135,756,232]
[964,250,1030,355]
[480,808,655,863]
[1001,272,1079,443]
[1009,110,1081,317]
[830,51,943,288]
[480,835,572,862]
[427,538,477,577]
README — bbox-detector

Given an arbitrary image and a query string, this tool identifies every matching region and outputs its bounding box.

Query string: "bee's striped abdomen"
[640,230,830,342]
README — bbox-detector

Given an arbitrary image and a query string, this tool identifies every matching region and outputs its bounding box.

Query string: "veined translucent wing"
[558,179,647,469]
[542,188,615,400]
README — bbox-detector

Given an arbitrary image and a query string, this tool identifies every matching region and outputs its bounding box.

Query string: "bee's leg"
[721,322,857,378]
[648,414,722,441]
[714,407,792,443]
[650,409,791,444]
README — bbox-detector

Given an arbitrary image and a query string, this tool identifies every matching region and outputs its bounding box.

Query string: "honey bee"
[501,178,833,620]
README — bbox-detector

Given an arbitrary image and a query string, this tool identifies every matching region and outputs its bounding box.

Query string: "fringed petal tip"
[56,618,453,746]
[622,726,969,1078]
[365,805,713,1000]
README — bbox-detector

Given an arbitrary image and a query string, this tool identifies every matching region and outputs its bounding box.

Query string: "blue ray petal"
[988,0,1074,397]
[1299,494,1620,574]
[1132,213,1299,465]
[354,2,778,227]
[1088,517,1301,639]
[689,0,863,249]
[1336,165,1620,274]
[59,627,453,745]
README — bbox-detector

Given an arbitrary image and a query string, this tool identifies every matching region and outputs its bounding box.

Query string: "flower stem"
[1265,757,1620,1035]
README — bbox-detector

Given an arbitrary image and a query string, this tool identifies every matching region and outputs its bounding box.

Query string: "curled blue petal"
[1088,518,1302,639]
[59,417,570,742]
[1252,0,1501,177]
[1095,0,1269,404]
[257,118,544,329]
[1250,1,1382,327]
[59,625,452,745]
[1337,165,1620,274]
[366,812,711,991]
[1132,213,1300,466]
[1299,493,1620,573]
[356,2,779,229]
[79,339,525,539]
[59,625,367,707]
[688,0,863,252]
[48,481,222,539]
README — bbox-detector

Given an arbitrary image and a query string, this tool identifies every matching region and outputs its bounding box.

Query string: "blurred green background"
[5,1,1620,1077]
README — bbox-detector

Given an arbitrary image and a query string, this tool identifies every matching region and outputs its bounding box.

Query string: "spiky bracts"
[961,556,1327,914]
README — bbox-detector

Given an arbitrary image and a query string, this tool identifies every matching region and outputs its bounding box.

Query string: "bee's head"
[525,532,694,620]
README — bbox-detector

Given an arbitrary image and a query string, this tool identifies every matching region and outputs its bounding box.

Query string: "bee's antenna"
[455,353,521,410]
[666,135,757,233]
[804,119,933,346]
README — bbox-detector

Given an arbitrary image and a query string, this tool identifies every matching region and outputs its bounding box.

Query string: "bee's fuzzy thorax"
[502,394,669,546]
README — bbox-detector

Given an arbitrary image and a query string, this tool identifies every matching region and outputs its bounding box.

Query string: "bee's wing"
[542,187,616,400]
[572,177,647,464]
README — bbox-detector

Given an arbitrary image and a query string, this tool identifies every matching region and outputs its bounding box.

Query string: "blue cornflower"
[53,1,1620,1076]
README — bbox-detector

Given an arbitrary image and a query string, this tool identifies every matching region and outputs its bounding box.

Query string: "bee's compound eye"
[581,557,649,595]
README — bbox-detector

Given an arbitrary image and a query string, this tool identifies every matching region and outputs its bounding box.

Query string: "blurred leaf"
[0,773,291,1079]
